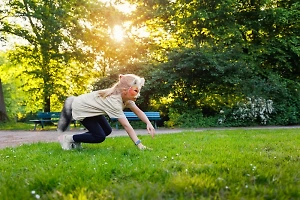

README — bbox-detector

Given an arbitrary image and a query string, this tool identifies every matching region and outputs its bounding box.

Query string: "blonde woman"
[57,74,155,150]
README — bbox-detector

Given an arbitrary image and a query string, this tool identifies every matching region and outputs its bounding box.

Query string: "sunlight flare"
[112,25,124,41]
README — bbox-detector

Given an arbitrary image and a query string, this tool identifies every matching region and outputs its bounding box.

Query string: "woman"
[57,74,155,150]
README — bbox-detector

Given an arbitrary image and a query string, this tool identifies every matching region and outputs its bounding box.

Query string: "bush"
[165,109,217,128]
[219,97,274,127]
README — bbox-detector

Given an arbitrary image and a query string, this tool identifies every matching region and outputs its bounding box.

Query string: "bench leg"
[34,123,37,131]
[116,122,119,129]
[154,121,158,129]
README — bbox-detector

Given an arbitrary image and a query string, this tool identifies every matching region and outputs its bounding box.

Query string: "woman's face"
[122,86,141,102]
[128,86,141,100]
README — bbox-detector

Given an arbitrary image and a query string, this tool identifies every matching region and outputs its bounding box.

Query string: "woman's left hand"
[146,123,155,138]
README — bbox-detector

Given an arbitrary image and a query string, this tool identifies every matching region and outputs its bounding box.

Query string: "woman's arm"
[129,104,155,138]
[118,117,139,143]
[118,117,148,149]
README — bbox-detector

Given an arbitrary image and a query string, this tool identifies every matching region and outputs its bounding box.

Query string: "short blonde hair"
[98,74,145,98]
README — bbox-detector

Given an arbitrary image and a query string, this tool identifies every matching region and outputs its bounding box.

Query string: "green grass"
[0,128,300,199]
[0,121,81,131]
[0,121,34,130]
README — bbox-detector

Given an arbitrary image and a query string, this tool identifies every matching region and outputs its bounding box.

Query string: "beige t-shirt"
[71,91,134,121]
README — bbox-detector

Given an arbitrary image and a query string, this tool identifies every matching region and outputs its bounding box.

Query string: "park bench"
[110,111,161,129]
[30,112,76,130]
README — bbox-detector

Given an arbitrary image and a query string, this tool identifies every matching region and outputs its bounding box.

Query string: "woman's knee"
[96,116,112,136]
[94,135,106,143]
[105,127,112,136]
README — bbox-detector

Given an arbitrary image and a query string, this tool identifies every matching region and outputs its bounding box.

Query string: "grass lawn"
[0,121,34,130]
[0,121,81,131]
[0,128,299,199]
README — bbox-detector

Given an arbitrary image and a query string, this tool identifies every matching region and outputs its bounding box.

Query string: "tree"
[123,0,300,125]
[0,79,8,121]
[236,0,300,81]
[0,55,8,121]
[0,0,96,111]
[0,0,117,112]
[1,0,156,113]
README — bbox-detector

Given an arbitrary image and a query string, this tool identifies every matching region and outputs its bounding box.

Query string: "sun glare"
[99,1,138,41]
[112,25,124,41]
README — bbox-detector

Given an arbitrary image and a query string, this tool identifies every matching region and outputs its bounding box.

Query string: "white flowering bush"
[232,97,274,124]
[218,110,226,124]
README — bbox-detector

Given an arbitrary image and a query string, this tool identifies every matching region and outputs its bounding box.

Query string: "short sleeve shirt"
[71,91,135,121]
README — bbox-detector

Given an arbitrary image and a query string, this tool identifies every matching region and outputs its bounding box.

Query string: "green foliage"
[1,0,299,126]
[1,0,94,112]
[143,46,251,115]
[143,0,299,126]
[237,73,300,126]
[1,0,157,114]
[0,54,35,119]
[93,41,300,127]
[166,108,217,128]
[1,0,119,112]
[264,77,300,125]
[1,129,300,199]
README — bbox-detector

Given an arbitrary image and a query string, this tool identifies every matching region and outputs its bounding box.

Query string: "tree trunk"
[44,95,51,112]
[42,73,51,112]
[0,79,9,121]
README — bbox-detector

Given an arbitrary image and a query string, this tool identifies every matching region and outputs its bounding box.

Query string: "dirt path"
[1,126,299,149]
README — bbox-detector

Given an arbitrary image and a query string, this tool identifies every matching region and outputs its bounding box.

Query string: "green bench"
[110,111,161,129]
[30,112,76,130]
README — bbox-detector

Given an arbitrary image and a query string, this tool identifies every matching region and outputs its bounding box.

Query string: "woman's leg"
[73,115,112,143]
[95,115,112,137]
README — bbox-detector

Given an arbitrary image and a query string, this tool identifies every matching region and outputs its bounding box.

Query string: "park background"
[0,1,300,199]
[0,0,299,128]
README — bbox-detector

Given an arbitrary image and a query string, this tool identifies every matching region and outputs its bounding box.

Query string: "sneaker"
[58,135,72,150]
[71,142,82,149]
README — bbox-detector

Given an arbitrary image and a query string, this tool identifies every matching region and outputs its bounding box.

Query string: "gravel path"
[1,126,299,149]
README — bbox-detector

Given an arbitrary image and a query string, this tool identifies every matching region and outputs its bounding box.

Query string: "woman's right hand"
[137,143,152,150]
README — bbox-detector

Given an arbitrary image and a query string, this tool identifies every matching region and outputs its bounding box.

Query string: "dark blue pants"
[73,115,112,143]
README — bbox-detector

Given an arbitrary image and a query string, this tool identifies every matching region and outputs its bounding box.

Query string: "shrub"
[165,109,217,128]
[233,97,274,124]
[220,97,274,127]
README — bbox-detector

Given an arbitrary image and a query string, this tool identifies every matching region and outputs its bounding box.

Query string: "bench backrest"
[37,112,61,119]
[144,112,161,120]
[124,111,161,120]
